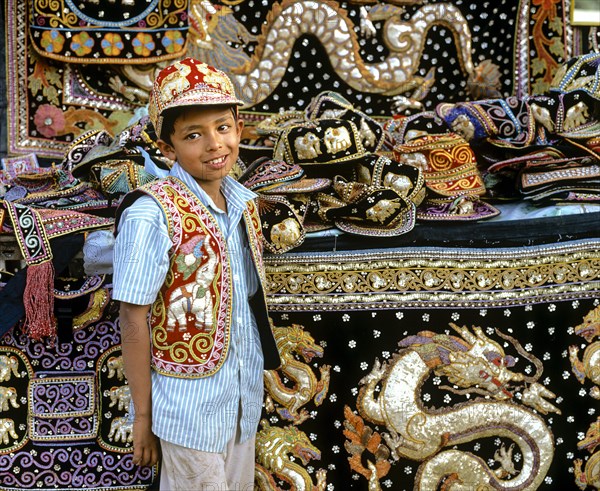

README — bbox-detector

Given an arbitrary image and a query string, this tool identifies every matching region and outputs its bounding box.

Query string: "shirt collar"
[169,162,257,213]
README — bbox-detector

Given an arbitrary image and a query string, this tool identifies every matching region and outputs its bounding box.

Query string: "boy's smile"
[157,105,244,199]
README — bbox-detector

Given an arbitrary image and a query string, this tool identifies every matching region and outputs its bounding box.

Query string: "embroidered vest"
[131,177,266,378]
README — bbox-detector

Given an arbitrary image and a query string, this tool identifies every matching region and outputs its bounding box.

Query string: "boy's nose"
[205,132,222,151]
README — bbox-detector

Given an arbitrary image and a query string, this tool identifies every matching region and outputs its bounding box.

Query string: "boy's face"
[157,105,244,191]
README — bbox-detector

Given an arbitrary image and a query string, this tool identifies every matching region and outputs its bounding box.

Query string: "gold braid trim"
[265,240,600,309]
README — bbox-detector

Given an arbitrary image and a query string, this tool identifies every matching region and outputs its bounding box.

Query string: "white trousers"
[159,428,256,491]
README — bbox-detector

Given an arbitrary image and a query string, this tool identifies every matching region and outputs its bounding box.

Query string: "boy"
[112,57,280,491]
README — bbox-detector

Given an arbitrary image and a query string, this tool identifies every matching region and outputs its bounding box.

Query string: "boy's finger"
[149,447,159,467]
[132,449,142,466]
[135,448,147,466]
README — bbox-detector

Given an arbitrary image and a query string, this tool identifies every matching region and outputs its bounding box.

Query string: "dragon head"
[575,305,600,343]
[273,324,324,362]
[286,425,321,465]
[577,418,600,454]
[435,324,524,399]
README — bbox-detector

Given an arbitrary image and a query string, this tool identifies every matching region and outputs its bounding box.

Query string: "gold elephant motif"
[382,172,413,197]
[108,385,131,412]
[294,132,322,160]
[564,102,589,131]
[106,356,125,381]
[365,199,402,223]
[0,387,19,412]
[108,416,133,444]
[530,103,555,132]
[270,218,302,251]
[0,418,18,445]
[324,126,352,154]
[0,355,20,382]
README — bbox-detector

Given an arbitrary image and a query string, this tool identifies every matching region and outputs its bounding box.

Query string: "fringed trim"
[23,261,56,344]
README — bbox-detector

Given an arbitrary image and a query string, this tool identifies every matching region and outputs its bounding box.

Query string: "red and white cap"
[148,57,244,137]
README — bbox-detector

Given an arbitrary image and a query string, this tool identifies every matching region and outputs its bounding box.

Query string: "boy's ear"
[156,139,176,160]
[236,118,244,136]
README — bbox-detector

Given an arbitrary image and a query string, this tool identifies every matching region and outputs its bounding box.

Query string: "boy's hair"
[148,57,244,138]
[159,105,239,145]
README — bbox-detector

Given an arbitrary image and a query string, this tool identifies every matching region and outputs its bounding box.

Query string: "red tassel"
[23,261,56,343]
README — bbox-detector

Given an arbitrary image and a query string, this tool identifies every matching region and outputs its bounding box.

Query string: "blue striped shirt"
[112,162,265,452]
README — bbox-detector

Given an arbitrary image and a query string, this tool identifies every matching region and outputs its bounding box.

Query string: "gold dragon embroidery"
[574,418,600,490]
[255,420,326,490]
[355,323,557,489]
[188,0,482,109]
[264,323,331,424]
[570,305,600,490]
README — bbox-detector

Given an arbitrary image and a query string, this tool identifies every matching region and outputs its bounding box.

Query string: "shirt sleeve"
[112,195,172,306]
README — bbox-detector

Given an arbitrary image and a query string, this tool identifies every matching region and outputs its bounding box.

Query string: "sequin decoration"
[9,0,530,157]
[0,282,156,489]
[259,238,600,489]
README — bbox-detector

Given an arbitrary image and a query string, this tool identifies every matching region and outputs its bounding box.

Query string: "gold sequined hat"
[148,57,244,138]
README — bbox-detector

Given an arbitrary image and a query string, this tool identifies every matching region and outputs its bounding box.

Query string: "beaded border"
[265,239,600,310]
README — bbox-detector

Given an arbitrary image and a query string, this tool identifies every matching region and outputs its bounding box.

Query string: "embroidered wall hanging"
[0,278,157,490]
[7,0,597,158]
[259,237,600,490]
[29,0,189,64]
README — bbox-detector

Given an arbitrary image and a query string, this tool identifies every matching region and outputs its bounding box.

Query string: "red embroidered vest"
[134,177,266,378]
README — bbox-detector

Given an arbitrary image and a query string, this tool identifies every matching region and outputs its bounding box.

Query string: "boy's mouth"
[205,155,228,168]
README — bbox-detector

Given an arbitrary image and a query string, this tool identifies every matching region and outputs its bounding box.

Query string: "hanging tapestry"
[0,277,157,490]
[29,0,189,64]
[6,0,588,158]
[258,237,600,490]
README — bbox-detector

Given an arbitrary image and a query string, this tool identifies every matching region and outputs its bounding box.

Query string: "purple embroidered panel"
[0,282,155,490]
[30,376,95,417]
[29,375,98,441]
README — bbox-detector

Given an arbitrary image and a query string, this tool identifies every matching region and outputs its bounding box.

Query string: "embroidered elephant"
[366,199,402,223]
[383,172,413,197]
[270,218,302,251]
[159,62,192,105]
[0,387,19,412]
[564,101,590,131]
[0,355,20,382]
[0,418,18,445]
[294,132,321,160]
[106,355,125,381]
[108,385,131,412]
[324,126,352,154]
[167,235,218,332]
[108,416,133,444]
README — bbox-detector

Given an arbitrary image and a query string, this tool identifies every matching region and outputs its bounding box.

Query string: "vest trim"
[138,177,233,379]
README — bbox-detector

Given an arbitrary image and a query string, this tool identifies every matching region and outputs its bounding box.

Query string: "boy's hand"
[132,415,159,467]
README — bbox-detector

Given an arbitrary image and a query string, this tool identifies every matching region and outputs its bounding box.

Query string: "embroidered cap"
[148,57,244,138]
[393,133,485,197]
